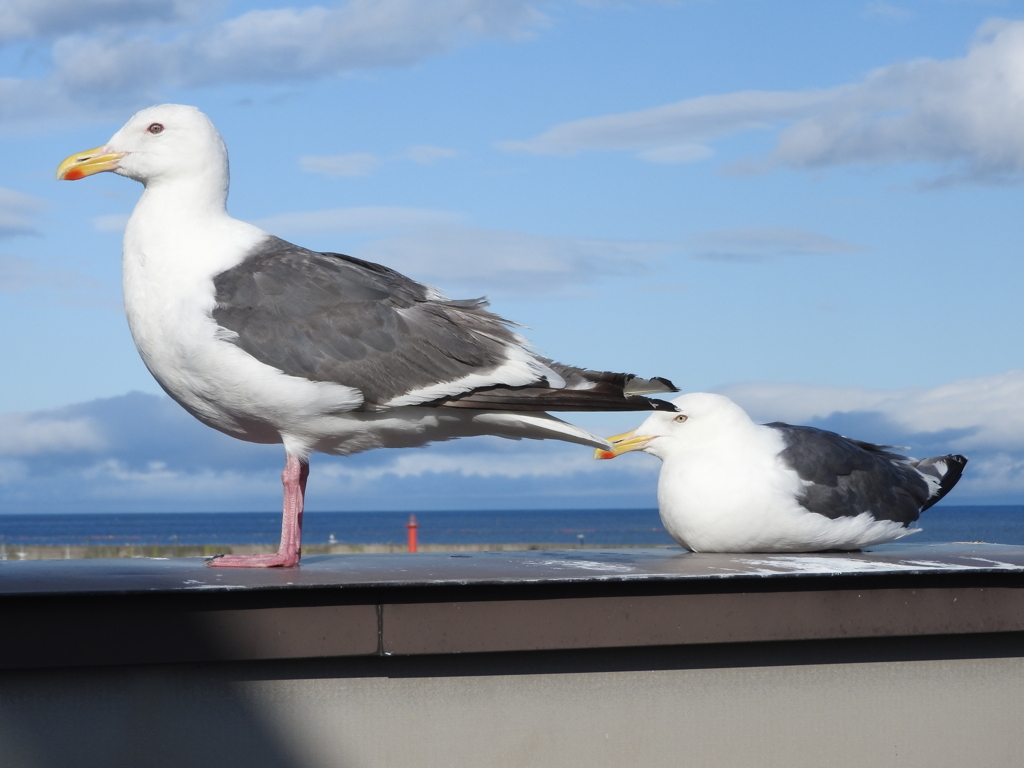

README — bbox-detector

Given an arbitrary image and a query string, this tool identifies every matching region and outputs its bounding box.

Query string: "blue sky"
[1,0,1022,512]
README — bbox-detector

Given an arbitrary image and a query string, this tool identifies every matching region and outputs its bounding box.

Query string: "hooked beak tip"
[593,429,653,460]
[56,146,125,181]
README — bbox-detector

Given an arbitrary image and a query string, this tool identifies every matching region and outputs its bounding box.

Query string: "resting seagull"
[57,104,677,567]
[597,393,967,553]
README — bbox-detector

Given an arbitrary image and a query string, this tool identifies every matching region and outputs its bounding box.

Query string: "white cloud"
[1,0,552,122]
[769,19,1024,183]
[499,89,835,157]
[252,205,464,236]
[718,381,887,424]
[719,369,1024,451]
[0,0,562,125]
[689,227,866,263]
[78,459,280,501]
[0,392,656,511]
[253,205,675,293]
[960,453,1024,496]
[0,0,199,43]
[256,210,858,292]
[714,369,1024,501]
[2,376,1022,509]
[503,19,1024,184]
[0,187,46,238]
[259,207,864,280]
[0,78,85,131]
[0,413,105,457]
[359,224,673,293]
[319,447,626,482]
[300,153,382,177]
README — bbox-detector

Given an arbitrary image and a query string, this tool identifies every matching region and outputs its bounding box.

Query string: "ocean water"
[0,506,1021,548]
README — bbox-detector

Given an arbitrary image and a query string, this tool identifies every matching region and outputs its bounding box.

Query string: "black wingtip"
[649,398,680,411]
[624,375,679,396]
[939,454,968,493]
[919,454,968,511]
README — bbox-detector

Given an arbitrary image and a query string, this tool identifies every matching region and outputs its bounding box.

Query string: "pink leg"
[209,455,309,568]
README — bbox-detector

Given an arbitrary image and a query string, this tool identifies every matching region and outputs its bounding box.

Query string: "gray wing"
[213,237,528,407]
[213,237,678,411]
[767,423,930,524]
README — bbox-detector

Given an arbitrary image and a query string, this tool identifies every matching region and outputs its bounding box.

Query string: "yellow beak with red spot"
[56,146,125,181]
[594,429,656,460]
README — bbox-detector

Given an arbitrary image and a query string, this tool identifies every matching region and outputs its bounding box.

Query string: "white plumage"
[597,393,967,553]
[58,104,675,567]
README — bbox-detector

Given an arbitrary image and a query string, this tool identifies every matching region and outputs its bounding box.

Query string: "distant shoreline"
[0,542,675,561]
[1,506,1020,557]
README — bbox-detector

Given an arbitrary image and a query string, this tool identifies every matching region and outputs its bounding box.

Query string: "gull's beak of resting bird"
[56,146,125,180]
[594,429,655,460]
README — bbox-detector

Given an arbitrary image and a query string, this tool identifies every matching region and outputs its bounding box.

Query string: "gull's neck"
[123,167,264,283]
[132,167,230,228]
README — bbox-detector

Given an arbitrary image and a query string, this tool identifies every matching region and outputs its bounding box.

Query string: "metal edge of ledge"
[2,586,1023,670]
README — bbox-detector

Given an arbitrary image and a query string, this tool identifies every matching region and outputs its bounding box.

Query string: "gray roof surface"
[3,543,1023,597]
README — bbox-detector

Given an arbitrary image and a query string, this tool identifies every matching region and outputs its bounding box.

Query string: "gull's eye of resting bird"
[673,414,688,423]
[147,123,164,135]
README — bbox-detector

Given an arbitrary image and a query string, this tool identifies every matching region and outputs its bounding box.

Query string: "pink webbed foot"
[207,453,308,569]
[208,551,299,568]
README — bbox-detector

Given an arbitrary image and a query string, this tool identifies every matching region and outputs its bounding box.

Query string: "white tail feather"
[471,411,611,450]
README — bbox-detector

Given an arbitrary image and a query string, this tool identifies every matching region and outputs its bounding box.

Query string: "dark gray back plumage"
[213,237,677,410]
[767,422,967,524]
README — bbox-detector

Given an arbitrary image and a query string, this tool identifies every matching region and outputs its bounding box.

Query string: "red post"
[405,513,419,553]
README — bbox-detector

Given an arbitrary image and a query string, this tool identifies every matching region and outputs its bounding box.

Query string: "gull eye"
[147,123,164,135]
[673,414,688,423]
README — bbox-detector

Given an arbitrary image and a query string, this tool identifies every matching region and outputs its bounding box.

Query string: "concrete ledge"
[2,543,1024,670]
[382,587,1024,654]
[4,544,1024,767]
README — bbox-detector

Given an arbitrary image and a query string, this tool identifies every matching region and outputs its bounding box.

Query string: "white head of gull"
[596,392,967,553]
[57,104,677,567]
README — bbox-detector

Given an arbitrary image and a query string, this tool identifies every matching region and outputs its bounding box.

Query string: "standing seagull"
[597,393,967,552]
[57,104,676,567]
